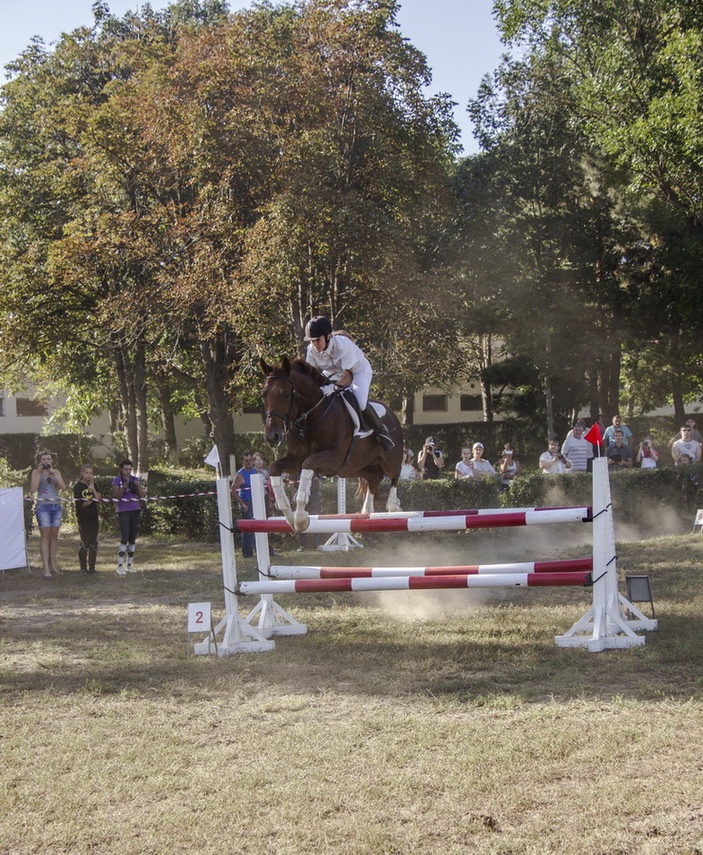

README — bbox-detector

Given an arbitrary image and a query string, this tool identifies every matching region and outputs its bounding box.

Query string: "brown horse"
[261,356,403,531]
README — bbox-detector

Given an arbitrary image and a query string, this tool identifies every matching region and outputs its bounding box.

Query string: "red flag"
[584,423,602,446]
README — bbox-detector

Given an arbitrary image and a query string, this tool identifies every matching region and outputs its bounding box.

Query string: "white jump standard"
[197,459,657,655]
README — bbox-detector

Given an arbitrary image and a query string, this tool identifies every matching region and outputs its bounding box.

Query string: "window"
[15,397,48,417]
[422,394,447,412]
[460,395,484,411]
[0,397,4,416]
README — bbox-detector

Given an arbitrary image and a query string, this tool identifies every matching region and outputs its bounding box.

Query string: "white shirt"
[306,334,371,384]
[540,451,568,474]
[672,438,701,462]
[471,459,495,478]
[455,460,474,479]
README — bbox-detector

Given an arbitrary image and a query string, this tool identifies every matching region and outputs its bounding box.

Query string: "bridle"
[263,373,336,438]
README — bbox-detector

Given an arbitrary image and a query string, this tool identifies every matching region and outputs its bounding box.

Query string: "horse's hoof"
[293,512,310,533]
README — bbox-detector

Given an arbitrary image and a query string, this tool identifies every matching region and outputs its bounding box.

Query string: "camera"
[42,462,51,470]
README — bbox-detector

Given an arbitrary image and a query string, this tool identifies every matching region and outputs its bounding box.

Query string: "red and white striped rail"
[233,506,592,534]
[305,506,576,520]
[239,570,592,595]
[267,558,593,579]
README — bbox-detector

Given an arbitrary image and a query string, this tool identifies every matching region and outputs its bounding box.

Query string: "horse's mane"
[292,357,327,386]
[267,356,327,387]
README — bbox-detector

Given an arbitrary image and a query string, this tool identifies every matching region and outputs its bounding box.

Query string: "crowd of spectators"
[398,416,703,492]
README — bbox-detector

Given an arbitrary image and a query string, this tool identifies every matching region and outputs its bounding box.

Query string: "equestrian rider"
[304,315,393,449]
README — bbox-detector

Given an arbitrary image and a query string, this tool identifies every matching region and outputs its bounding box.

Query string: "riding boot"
[117,544,127,576]
[79,542,88,574]
[363,404,394,449]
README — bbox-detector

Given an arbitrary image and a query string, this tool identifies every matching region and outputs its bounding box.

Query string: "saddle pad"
[340,395,386,438]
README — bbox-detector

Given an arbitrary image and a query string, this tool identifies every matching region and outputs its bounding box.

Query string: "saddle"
[340,390,386,439]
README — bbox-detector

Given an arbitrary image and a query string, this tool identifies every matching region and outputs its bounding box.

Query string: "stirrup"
[378,429,394,449]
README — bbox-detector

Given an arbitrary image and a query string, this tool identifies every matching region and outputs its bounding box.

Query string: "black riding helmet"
[304,315,333,341]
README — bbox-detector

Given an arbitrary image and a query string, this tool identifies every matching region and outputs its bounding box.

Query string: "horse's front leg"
[386,483,402,512]
[270,475,295,529]
[293,468,314,532]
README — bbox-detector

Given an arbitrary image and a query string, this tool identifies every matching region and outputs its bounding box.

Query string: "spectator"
[418,436,444,479]
[668,417,702,448]
[636,435,660,470]
[561,424,593,472]
[539,439,572,474]
[497,443,520,491]
[454,447,474,479]
[565,418,587,439]
[470,442,496,480]
[253,451,275,514]
[231,451,256,558]
[111,459,146,575]
[602,414,633,449]
[671,425,702,464]
[400,448,418,480]
[74,464,101,574]
[30,449,66,578]
[605,429,633,469]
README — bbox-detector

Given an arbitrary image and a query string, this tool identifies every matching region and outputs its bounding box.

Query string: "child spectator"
[454,447,474,479]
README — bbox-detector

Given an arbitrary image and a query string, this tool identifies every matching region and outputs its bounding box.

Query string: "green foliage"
[0,433,98,472]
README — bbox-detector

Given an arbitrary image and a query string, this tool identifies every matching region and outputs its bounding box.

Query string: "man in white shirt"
[671,425,702,464]
[561,424,593,472]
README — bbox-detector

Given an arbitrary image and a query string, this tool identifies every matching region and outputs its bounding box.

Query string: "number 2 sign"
[187,602,212,632]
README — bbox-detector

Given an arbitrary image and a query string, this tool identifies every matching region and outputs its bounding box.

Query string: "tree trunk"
[199,334,236,477]
[159,383,179,463]
[401,388,415,426]
[671,372,686,424]
[134,341,148,476]
[113,340,138,464]
[480,334,493,422]
[543,326,555,438]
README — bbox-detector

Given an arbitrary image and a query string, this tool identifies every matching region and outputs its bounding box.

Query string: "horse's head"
[260,357,296,447]
[260,356,329,447]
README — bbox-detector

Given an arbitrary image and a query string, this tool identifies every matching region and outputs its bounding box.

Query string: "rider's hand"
[321,384,337,396]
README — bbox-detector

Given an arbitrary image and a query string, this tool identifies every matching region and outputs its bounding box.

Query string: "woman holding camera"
[539,439,572,475]
[30,449,66,577]
[111,459,146,575]
[418,436,445,479]
[498,443,520,490]
[636,435,660,469]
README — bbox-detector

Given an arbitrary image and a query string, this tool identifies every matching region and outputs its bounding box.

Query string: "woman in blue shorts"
[30,450,66,577]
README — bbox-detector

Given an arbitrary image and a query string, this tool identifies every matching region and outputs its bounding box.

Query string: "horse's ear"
[260,358,272,376]
[281,356,292,375]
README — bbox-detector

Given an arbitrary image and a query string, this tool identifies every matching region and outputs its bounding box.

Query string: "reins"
[264,373,338,439]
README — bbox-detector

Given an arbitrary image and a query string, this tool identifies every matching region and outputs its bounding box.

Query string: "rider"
[304,315,393,449]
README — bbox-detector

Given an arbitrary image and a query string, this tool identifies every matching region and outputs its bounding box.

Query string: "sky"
[0,0,506,155]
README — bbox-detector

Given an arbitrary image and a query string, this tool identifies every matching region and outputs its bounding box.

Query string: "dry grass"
[0,529,702,855]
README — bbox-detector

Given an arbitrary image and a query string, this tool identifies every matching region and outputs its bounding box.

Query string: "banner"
[0,487,27,571]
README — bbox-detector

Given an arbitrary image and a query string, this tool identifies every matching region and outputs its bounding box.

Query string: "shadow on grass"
[2,533,701,705]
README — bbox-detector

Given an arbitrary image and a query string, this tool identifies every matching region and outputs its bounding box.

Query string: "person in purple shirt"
[111,459,146,575]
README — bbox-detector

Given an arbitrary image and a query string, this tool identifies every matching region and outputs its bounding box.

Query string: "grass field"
[1,526,702,855]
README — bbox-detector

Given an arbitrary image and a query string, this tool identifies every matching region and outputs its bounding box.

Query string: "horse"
[260,356,404,532]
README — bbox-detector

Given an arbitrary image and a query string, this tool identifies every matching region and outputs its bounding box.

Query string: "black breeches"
[118,510,141,544]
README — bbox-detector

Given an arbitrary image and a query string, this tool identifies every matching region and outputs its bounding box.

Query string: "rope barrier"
[25,490,217,504]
